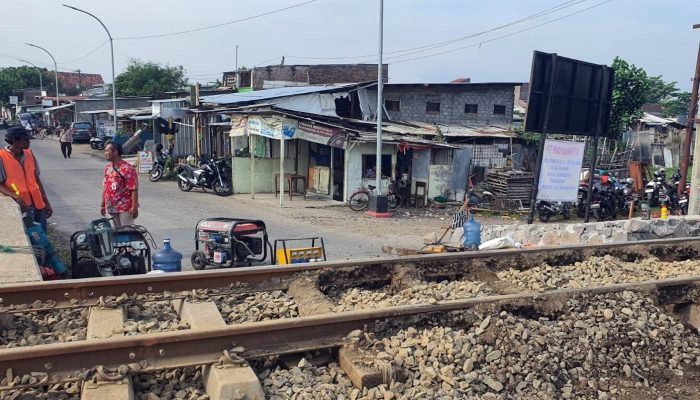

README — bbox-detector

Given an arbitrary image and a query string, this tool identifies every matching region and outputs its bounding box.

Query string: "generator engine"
[191,218,270,270]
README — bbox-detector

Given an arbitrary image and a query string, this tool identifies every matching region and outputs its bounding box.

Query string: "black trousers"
[60,142,72,158]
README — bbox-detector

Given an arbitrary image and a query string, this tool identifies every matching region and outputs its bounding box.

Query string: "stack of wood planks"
[485,169,534,208]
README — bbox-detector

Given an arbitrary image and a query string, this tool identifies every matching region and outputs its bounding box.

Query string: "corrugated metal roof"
[80,107,151,117]
[382,121,513,138]
[149,98,189,103]
[199,83,359,105]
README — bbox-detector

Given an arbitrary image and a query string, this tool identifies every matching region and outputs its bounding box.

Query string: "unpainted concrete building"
[376,83,517,126]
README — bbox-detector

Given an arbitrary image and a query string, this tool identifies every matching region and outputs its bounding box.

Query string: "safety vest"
[0,148,46,210]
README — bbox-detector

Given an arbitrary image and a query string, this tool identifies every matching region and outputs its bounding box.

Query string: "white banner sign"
[247,116,297,140]
[137,151,154,174]
[537,139,585,202]
[9,96,18,105]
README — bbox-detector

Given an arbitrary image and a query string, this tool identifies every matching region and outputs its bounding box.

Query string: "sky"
[0,0,698,91]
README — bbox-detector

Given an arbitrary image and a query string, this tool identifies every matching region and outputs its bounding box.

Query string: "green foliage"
[514,128,541,147]
[608,57,650,140]
[646,75,679,104]
[662,91,691,117]
[113,59,188,99]
[0,66,54,106]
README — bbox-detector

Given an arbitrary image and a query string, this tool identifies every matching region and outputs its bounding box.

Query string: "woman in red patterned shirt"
[100,142,139,226]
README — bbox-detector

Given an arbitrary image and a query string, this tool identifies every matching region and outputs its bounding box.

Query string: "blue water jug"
[462,213,481,250]
[152,239,182,272]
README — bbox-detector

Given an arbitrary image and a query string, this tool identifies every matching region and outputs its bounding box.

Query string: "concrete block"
[87,307,125,339]
[0,197,41,283]
[679,303,700,331]
[81,379,134,400]
[174,300,226,330]
[203,365,264,400]
[339,347,383,390]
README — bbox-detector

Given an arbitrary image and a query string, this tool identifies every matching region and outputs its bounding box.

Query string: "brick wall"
[252,64,388,90]
[381,84,515,126]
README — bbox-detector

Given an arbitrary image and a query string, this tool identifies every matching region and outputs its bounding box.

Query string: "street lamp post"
[18,59,43,97]
[25,44,58,108]
[63,4,117,127]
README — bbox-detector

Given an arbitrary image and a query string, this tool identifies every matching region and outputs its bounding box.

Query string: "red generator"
[191,218,271,270]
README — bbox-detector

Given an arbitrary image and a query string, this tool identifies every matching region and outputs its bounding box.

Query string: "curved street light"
[17,59,44,97]
[25,43,59,108]
[63,4,117,125]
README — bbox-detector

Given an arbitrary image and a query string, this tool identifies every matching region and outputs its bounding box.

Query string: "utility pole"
[686,23,700,214]
[235,45,238,71]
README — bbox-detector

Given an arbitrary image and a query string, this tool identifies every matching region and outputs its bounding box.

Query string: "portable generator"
[191,218,271,270]
[70,218,154,278]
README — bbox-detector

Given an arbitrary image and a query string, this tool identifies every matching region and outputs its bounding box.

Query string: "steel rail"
[1,273,699,382]
[1,237,698,307]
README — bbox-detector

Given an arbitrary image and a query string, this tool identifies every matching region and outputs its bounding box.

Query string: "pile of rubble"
[263,291,700,399]
[215,290,299,324]
[0,308,87,348]
[334,280,490,312]
[122,301,190,335]
[133,367,207,400]
[0,381,80,400]
[497,255,700,291]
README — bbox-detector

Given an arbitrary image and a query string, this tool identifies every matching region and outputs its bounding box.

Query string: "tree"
[608,57,650,140]
[646,75,680,104]
[662,91,692,117]
[0,66,53,106]
[113,59,188,99]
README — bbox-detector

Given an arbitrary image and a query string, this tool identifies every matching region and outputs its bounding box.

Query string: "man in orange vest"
[0,125,53,231]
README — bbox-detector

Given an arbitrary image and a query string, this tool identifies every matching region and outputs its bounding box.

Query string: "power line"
[115,0,319,40]
[58,41,109,65]
[286,0,589,61]
[388,0,616,65]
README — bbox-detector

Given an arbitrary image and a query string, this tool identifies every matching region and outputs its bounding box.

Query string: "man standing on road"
[59,124,73,158]
[101,142,139,226]
[0,125,53,231]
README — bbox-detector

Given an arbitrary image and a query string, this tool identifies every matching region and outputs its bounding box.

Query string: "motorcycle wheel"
[97,142,105,150]
[538,211,551,223]
[563,205,570,220]
[90,142,98,150]
[177,179,193,192]
[576,202,586,218]
[213,180,233,196]
[149,167,163,182]
[191,251,208,270]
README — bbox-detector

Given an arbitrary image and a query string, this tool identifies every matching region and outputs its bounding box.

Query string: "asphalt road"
[1,130,393,269]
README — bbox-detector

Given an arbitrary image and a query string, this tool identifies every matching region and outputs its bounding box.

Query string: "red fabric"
[103,160,138,214]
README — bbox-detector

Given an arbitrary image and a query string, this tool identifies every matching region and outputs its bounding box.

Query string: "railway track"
[3,237,700,399]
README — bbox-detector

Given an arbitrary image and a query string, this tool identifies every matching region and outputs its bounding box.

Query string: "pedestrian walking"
[59,124,73,158]
[0,125,53,231]
[101,142,139,227]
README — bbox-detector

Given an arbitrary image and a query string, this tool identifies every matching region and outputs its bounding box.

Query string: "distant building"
[222,64,388,90]
[56,71,104,93]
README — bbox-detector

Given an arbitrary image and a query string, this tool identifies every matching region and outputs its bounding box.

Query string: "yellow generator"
[274,237,326,265]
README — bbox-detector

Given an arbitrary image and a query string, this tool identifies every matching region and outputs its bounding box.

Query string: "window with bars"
[426,101,441,113]
[385,100,400,112]
[464,104,478,114]
[493,105,506,115]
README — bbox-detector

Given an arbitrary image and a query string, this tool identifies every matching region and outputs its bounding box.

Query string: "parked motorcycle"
[536,200,570,222]
[644,169,667,207]
[176,157,233,196]
[149,148,172,182]
[90,134,112,150]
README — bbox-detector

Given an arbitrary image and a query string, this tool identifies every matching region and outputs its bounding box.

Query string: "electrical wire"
[286,0,590,61]
[388,0,616,65]
[115,0,319,40]
[58,41,110,65]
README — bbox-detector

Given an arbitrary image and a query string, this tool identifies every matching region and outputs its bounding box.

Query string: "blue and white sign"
[247,116,297,140]
[537,139,585,202]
